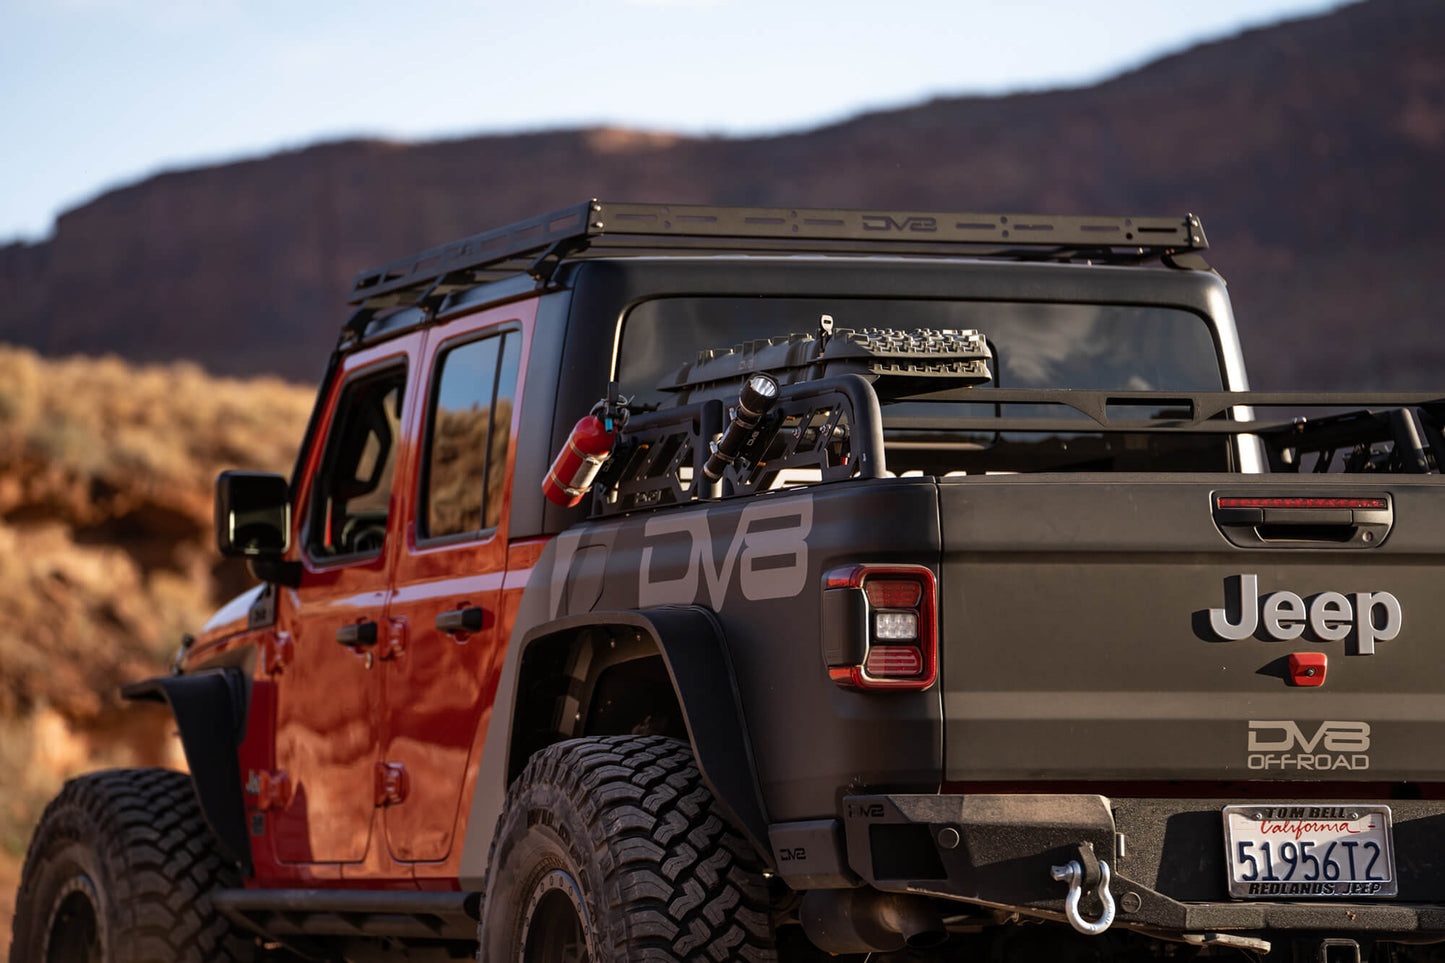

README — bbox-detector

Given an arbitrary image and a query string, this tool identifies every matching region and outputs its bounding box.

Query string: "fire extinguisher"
[542,406,617,507]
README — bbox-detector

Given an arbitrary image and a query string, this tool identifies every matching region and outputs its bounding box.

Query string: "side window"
[308,364,407,559]
[423,330,521,540]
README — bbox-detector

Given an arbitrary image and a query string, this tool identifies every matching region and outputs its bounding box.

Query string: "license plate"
[1223,804,1396,898]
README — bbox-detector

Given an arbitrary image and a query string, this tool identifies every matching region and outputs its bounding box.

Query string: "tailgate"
[938,474,1445,784]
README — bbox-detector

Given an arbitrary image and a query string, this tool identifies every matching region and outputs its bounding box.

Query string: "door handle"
[436,607,486,634]
[1212,494,1392,548]
[336,621,378,647]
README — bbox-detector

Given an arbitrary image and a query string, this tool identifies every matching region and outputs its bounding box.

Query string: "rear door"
[381,301,532,864]
[937,474,1445,785]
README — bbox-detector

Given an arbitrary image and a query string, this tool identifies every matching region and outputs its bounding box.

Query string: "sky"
[1,0,1350,245]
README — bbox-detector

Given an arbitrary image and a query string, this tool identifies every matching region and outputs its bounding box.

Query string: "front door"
[382,305,530,863]
[271,336,419,864]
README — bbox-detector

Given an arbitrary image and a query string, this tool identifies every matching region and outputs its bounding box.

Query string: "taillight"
[821,564,936,690]
[865,579,922,608]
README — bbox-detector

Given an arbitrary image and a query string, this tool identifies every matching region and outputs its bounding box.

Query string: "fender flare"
[458,606,770,889]
[121,668,252,873]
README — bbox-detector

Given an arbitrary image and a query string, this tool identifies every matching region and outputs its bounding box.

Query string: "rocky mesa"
[1,0,1443,390]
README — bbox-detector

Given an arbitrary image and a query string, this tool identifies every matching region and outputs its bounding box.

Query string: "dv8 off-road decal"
[639,497,813,610]
[1247,720,1371,771]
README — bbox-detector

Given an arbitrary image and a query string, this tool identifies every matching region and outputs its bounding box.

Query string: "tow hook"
[1051,857,1116,935]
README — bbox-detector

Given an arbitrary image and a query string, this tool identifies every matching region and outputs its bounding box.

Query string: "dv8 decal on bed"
[639,497,814,610]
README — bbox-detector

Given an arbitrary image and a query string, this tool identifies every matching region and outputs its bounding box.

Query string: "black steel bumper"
[768,793,1445,940]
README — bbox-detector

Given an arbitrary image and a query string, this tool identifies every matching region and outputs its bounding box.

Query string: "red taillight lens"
[821,564,936,691]
[865,645,923,676]
[865,579,922,608]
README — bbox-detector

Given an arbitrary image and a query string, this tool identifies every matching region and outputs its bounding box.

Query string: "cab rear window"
[616,297,1228,474]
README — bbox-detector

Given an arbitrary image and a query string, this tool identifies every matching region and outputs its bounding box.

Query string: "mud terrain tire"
[479,735,777,962]
[10,767,259,963]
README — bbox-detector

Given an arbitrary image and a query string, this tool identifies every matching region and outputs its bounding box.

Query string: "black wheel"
[10,768,261,963]
[479,735,777,963]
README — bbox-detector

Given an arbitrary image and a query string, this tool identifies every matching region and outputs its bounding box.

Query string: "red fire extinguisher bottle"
[542,414,616,507]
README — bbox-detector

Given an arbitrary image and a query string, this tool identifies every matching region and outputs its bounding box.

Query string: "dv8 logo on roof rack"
[861,215,938,233]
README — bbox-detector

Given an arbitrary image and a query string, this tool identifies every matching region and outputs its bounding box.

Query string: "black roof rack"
[348,200,1210,307]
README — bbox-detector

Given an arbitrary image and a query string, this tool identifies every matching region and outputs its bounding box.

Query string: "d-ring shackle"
[1050,859,1116,935]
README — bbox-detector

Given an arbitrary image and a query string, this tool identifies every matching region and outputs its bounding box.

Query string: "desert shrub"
[0,345,315,909]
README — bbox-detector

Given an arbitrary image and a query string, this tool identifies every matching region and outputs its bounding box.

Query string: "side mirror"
[215,471,291,558]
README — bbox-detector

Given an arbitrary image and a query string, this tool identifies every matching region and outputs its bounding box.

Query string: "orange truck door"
[270,337,418,864]
[381,305,531,864]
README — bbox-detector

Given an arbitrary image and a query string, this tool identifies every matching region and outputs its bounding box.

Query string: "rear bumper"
[770,793,1445,940]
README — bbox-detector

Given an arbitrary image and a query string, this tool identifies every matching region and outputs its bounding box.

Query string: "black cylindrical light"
[703,374,780,481]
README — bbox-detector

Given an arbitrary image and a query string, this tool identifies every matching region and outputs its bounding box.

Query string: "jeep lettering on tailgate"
[1209,573,1402,653]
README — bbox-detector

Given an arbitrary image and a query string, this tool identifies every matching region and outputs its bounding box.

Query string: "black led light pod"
[704,373,780,481]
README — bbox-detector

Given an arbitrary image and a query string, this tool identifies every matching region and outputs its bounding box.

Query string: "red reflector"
[864,645,923,677]
[1288,652,1328,687]
[865,579,923,608]
[1217,497,1387,510]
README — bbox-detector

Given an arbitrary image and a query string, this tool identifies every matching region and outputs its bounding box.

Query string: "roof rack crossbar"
[348,201,1209,305]
[349,201,597,304]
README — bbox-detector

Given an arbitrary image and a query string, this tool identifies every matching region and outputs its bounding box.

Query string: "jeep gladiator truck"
[12,201,1445,963]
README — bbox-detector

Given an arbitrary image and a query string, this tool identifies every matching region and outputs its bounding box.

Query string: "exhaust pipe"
[881,894,949,948]
[801,889,948,953]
